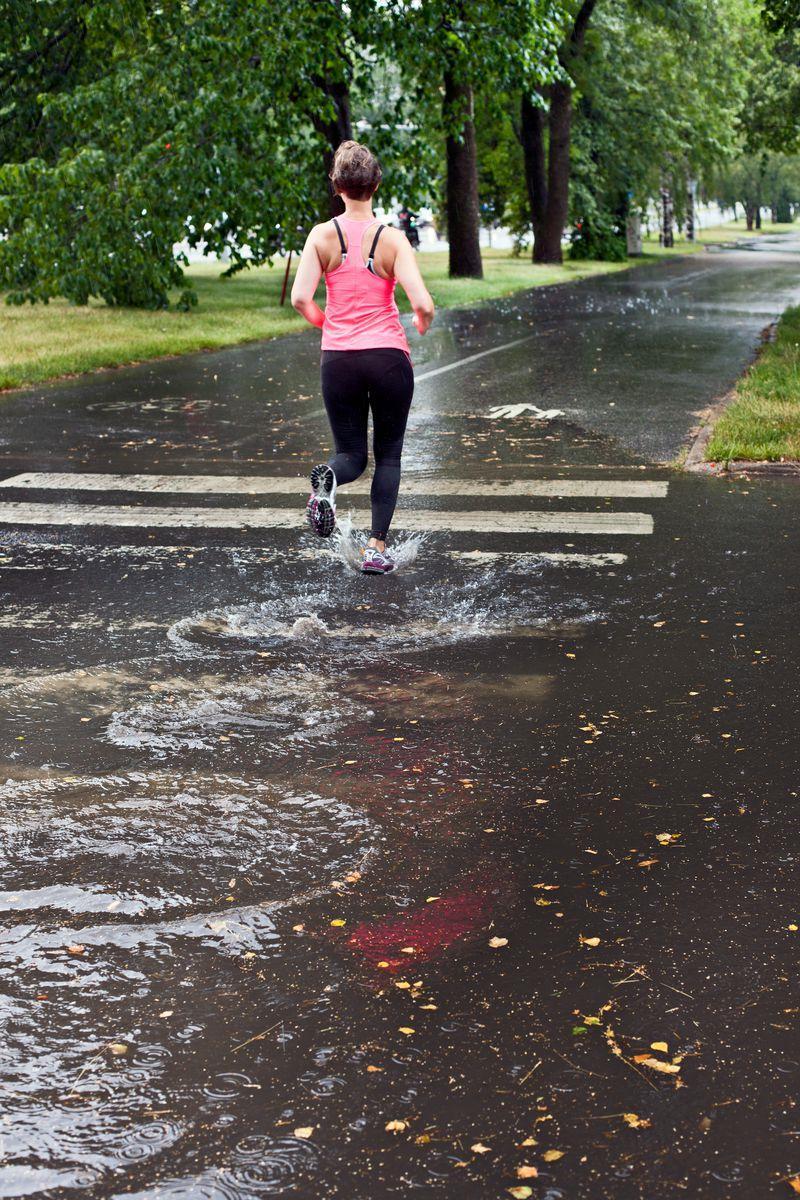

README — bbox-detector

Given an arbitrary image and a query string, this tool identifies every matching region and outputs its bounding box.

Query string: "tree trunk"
[444,72,483,278]
[744,203,755,231]
[755,206,762,229]
[520,90,547,259]
[534,80,573,263]
[310,76,353,219]
[660,187,674,247]
[686,179,696,242]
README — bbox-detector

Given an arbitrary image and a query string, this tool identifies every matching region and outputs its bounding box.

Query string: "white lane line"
[0,472,669,499]
[0,502,654,535]
[449,551,627,566]
[413,335,535,382]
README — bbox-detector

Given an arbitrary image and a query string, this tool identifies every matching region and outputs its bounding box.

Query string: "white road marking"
[0,502,654,535]
[413,335,535,382]
[449,550,627,566]
[0,472,669,500]
[486,403,564,420]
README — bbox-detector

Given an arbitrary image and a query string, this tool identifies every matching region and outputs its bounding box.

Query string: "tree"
[0,0,390,308]
[386,0,565,279]
[519,0,596,264]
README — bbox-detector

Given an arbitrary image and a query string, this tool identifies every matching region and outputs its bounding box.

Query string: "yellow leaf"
[542,1149,564,1162]
[520,1137,537,1146]
[294,1126,314,1139]
[366,1065,383,1072]
[637,1056,680,1074]
[107,1042,128,1056]
[470,1142,491,1154]
[789,925,799,932]
[508,1189,534,1199]
[638,859,659,868]
[489,936,508,948]
[330,919,346,927]
[622,1112,651,1129]
[516,1165,539,1179]
[385,1119,407,1134]
[395,981,411,989]
[579,935,601,947]
[651,1041,669,1053]
[398,1027,415,1035]
[584,1016,601,1026]
[788,1177,800,1194]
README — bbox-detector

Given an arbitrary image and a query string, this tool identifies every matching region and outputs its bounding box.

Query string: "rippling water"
[0,542,607,1196]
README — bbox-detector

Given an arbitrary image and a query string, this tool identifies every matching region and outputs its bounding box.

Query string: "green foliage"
[568,214,627,261]
[0,0,385,307]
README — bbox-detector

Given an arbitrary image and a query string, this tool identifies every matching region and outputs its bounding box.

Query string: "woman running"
[291,140,435,574]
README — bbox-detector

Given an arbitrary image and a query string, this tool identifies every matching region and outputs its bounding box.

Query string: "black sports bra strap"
[368,224,385,260]
[332,218,347,256]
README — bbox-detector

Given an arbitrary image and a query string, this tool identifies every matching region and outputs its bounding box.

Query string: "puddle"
[0,772,378,921]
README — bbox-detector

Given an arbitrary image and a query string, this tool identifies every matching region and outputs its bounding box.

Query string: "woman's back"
[320,216,409,353]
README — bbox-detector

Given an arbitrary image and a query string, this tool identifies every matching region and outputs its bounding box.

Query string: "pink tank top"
[320,216,409,353]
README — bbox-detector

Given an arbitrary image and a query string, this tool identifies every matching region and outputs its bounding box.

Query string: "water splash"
[331,514,426,573]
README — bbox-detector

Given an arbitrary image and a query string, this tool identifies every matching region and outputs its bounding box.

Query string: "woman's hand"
[413,307,433,336]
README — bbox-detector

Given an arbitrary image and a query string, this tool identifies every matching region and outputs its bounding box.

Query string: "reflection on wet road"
[1,237,800,1197]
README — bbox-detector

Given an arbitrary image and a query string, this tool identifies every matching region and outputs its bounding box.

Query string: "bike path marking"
[0,473,669,500]
[0,502,653,535]
[413,335,535,382]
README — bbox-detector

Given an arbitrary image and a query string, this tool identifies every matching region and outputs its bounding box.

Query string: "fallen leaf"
[650,1041,669,1053]
[634,1056,681,1075]
[508,1189,534,1199]
[638,859,659,868]
[292,924,304,933]
[294,1126,314,1139]
[579,935,601,947]
[622,1113,651,1129]
[471,1142,492,1154]
[158,1010,173,1018]
[395,981,411,989]
[385,1119,407,1134]
[542,1149,564,1161]
[788,1177,800,1194]
[489,936,508,948]
[520,1137,537,1147]
[330,919,346,927]
[67,944,85,956]
[516,1165,539,1179]
[107,1042,128,1056]
[366,1065,383,1073]
[398,1027,415,1035]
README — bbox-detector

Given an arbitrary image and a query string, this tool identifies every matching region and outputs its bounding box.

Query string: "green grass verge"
[0,228,774,392]
[705,305,800,462]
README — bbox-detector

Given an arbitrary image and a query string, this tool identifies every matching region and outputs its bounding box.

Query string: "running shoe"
[361,546,396,574]
[306,464,337,538]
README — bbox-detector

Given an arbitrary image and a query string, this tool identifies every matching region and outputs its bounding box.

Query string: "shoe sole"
[361,562,395,574]
[307,497,336,538]
[307,465,336,538]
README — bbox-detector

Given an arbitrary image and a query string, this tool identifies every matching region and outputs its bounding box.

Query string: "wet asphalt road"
[1,235,800,1200]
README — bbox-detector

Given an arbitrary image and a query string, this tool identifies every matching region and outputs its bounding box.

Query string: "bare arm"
[291,230,325,329]
[392,237,435,335]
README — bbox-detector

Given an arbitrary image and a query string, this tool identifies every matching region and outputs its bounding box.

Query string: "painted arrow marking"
[485,403,565,420]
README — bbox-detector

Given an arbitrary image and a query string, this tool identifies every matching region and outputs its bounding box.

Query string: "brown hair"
[330,140,382,200]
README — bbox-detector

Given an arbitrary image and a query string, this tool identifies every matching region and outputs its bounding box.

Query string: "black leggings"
[321,348,414,540]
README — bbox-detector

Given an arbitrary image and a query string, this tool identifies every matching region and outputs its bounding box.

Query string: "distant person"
[398,206,420,249]
[292,141,434,574]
